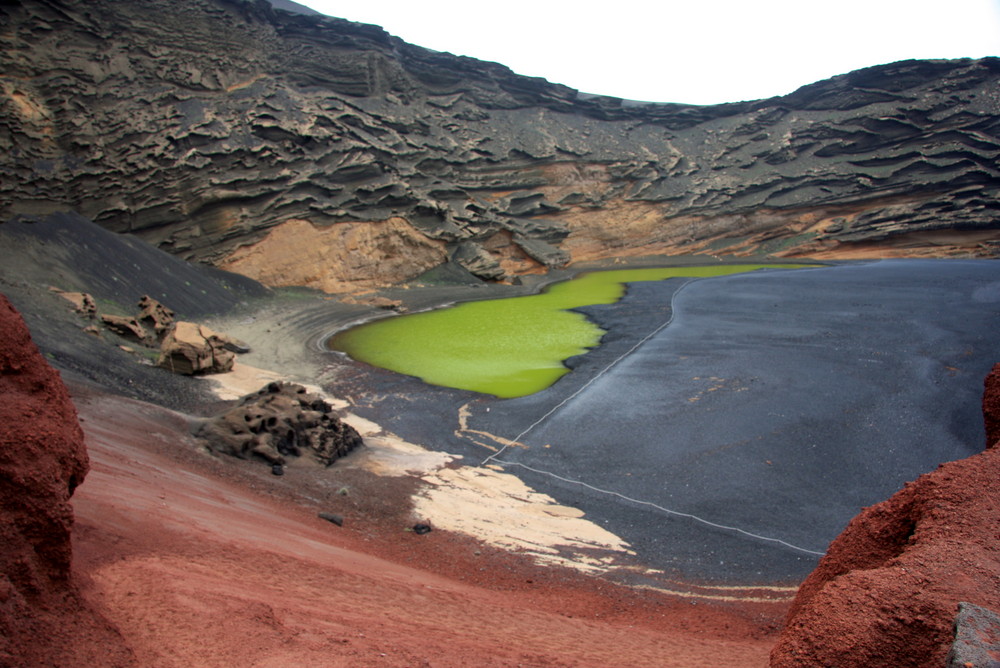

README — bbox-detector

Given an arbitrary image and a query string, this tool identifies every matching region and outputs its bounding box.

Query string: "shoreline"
[196,256,838,590]
[292,258,997,587]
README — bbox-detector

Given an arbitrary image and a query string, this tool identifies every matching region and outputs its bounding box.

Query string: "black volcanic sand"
[0,212,269,411]
[3,218,998,587]
[325,259,1000,584]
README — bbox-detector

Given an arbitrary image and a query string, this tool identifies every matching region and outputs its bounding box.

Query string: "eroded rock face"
[100,313,153,345]
[770,368,1000,667]
[136,295,175,338]
[0,293,86,597]
[197,382,363,467]
[157,321,237,375]
[0,0,997,290]
[982,363,1000,447]
[0,293,134,666]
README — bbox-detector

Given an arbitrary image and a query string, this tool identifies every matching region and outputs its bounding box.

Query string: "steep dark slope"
[2,0,998,291]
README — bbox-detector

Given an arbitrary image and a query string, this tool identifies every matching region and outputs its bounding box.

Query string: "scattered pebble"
[318,512,344,526]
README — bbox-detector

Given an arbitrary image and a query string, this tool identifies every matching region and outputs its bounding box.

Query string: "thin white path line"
[493,459,826,556]
[477,275,826,557]
[481,278,696,467]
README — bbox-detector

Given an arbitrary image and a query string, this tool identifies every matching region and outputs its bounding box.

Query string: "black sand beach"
[326,259,1000,584]
[3,218,996,588]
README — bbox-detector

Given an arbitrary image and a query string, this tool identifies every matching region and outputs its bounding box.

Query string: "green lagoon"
[328,265,807,398]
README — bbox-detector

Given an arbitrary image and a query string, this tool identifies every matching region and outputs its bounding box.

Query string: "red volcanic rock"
[983,362,1000,447]
[770,369,1000,667]
[0,294,133,666]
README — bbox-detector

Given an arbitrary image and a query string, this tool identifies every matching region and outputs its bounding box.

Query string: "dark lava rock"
[197,381,364,468]
[947,602,1000,668]
[318,512,344,527]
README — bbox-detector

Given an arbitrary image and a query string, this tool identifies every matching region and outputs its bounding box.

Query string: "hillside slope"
[2,0,999,291]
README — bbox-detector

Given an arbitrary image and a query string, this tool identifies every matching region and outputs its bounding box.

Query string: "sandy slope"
[69,384,783,667]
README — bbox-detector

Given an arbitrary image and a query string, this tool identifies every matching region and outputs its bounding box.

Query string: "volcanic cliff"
[2,0,999,293]
[0,294,135,666]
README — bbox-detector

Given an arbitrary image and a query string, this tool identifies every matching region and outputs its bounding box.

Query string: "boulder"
[100,313,152,345]
[49,287,97,315]
[197,382,363,467]
[136,295,175,338]
[156,321,235,375]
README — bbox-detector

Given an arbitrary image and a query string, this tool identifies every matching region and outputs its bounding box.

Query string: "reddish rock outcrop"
[982,363,1000,448]
[771,368,1000,667]
[0,294,134,666]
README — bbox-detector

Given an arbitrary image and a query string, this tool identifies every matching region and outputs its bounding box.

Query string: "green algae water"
[329,265,807,398]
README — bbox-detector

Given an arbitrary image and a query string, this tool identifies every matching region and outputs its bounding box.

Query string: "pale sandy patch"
[414,466,633,573]
[348,434,456,476]
[199,361,350,407]
[198,361,307,400]
[201,363,633,574]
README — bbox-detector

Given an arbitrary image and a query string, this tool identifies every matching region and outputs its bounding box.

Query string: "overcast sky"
[294,0,1000,105]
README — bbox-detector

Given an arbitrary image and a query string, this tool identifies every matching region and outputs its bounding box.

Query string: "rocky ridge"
[2,0,999,291]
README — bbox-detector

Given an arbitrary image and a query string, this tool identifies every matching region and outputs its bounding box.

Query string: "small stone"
[412,523,432,535]
[318,512,343,526]
[271,464,284,476]
[947,602,1000,668]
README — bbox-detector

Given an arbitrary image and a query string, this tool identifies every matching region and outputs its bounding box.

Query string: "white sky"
[294,0,1000,105]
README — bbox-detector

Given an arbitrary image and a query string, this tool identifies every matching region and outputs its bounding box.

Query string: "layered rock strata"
[1,0,998,290]
[770,366,1000,667]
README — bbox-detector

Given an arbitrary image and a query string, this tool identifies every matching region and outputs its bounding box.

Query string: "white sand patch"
[199,362,346,408]
[339,413,382,437]
[350,434,456,476]
[415,466,633,573]
[199,362,317,400]
[200,362,632,574]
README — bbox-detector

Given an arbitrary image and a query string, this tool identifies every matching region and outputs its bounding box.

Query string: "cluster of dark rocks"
[196,382,363,470]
